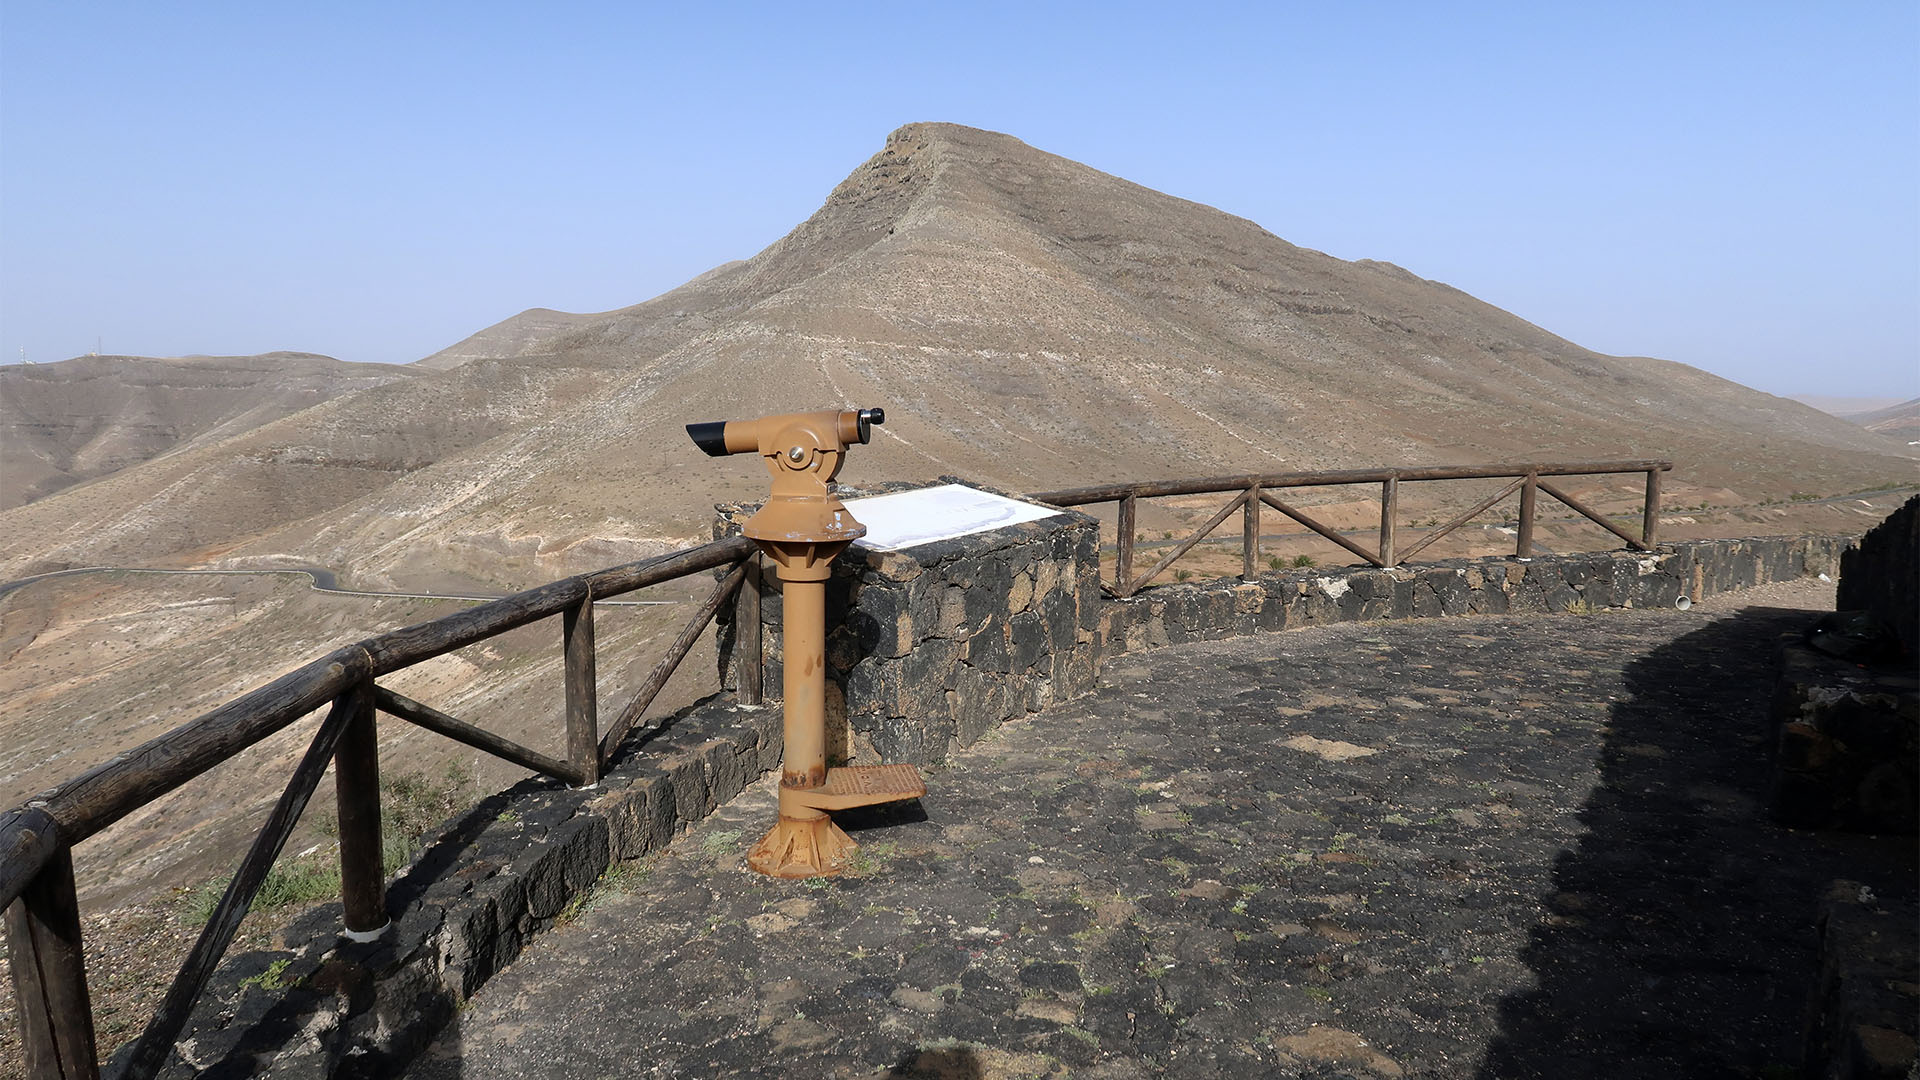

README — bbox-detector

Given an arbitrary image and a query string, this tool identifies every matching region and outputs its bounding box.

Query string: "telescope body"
[686,408,883,549]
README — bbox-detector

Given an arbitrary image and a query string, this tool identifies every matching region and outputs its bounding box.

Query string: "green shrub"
[185,857,339,925]
[1291,554,1315,568]
[181,762,474,926]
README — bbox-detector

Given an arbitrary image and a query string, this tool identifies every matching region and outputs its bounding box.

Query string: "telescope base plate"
[747,815,855,878]
[748,765,926,878]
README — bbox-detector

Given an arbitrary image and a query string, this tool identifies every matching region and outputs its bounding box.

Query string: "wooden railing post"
[600,559,753,766]
[1516,473,1538,559]
[564,593,600,786]
[5,816,99,1080]
[333,677,386,939]
[1242,484,1261,580]
[1643,468,1662,548]
[1379,476,1398,566]
[736,555,763,706]
[1116,493,1136,591]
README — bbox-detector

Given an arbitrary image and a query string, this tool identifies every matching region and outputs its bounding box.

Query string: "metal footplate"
[788,764,925,811]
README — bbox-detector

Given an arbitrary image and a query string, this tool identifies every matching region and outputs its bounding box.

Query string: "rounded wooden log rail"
[0,807,60,913]
[34,648,369,848]
[1028,460,1674,506]
[22,536,757,847]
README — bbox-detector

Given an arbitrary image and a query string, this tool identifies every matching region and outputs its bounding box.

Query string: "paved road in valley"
[0,565,677,605]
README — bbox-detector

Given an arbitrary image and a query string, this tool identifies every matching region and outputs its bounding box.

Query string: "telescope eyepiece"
[686,421,729,457]
[855,407,884,444]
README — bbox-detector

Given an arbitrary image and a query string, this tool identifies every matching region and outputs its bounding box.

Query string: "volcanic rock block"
[1802,882,1919,1080]
[1094,535,1851,659]
[1837,494,1918,657]
[716,480,1102,768]
[1771,635,1920,834]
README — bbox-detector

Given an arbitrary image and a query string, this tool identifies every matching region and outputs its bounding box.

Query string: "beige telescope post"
[687,407,925,878]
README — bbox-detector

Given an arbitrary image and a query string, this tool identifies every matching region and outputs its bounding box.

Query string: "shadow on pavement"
[1477,607,1917,1079]
[888,1045,985,1078]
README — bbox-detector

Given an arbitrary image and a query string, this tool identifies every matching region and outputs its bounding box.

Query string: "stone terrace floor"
[404,590,1916,1080]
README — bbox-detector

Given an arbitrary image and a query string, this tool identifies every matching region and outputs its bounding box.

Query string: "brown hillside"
[0,352,414,510]
[2,123,1912,585]
[1842,397,1920,446]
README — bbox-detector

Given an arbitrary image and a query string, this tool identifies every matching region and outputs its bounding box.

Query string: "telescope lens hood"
[686,421,730,457]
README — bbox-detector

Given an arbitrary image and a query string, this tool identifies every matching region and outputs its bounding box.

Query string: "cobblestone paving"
[404,602,1915,1079]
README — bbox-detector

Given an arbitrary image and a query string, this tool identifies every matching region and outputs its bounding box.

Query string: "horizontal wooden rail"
[1033,460,1672,596]
[1029,460,1673,506]
[582,535,755,598]
[26,537,760,846]
[36,647,370,847]
[362,536,754,674]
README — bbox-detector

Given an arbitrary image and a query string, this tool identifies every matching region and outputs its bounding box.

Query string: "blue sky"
[2,3,1915,397]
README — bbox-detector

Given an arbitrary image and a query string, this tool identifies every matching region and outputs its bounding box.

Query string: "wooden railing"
[1030,460,1671,597]
[1,536,762,1080]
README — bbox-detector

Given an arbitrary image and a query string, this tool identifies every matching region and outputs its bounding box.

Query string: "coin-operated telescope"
[687,407,924,878]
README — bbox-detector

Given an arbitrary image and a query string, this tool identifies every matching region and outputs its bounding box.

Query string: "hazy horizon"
[3,3,1915,398]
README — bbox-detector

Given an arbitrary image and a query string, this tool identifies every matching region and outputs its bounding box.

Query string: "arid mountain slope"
[2,123,1911,585]
[1842,397,1920,446]
[0,352,414,510]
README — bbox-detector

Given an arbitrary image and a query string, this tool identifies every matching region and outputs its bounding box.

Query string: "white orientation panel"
[846,484,1062,551]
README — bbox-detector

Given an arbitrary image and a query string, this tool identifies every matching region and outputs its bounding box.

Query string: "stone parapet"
[1771,634,1920,834]
[1802,882,1919,1079]
[1095,535,1850,658]
[716,479,1102,767]
[1837,494,1918,656]
[132,696,781,1078]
